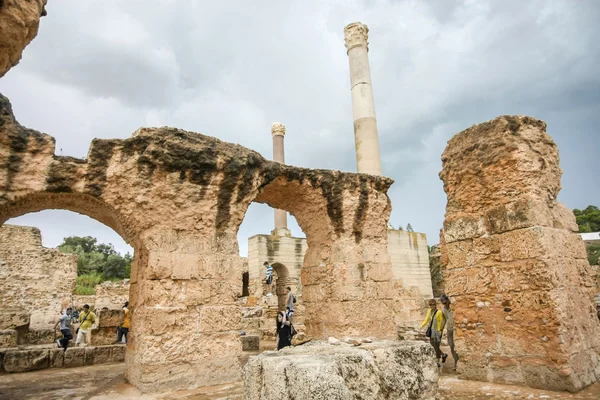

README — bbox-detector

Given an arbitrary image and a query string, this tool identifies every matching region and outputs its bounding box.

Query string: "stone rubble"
[244,340,438,400]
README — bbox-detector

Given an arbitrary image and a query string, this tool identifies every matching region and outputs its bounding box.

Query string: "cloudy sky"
[1,0,599,256]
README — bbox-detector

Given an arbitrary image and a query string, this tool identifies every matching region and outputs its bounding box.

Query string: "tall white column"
[271,122,288,231]
[344,22,382,176]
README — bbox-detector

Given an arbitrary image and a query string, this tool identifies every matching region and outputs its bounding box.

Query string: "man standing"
[440,294,459,370]
[55,308,73,352]
[75,304,96,346]
[116,301,130,344]
[285,286,295,320]
[264,261,274,296]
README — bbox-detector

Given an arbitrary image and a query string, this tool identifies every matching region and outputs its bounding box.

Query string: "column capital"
[344,22,369,53]
[271,122,286,137]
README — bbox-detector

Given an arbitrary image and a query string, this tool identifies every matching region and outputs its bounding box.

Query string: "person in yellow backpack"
[75,304,96,346]
[421,298,447,367]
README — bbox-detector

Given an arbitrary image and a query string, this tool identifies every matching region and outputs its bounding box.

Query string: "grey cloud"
[2,0,599,252]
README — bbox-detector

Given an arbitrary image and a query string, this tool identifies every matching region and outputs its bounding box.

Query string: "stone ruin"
[0,93,411,391]
[2,1,600,397]
[440,116,600,391]
[0,224,77,345]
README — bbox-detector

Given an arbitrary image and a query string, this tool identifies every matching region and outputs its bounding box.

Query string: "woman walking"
[421,298,446,367]
[276,310,292,350]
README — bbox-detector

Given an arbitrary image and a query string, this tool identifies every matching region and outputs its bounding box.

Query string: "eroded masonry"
[0,93,412,392]
[440,116,600,391]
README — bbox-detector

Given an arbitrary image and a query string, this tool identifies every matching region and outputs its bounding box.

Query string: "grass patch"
[74,273,103,295]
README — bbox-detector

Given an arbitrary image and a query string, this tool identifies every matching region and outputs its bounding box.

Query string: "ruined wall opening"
[241,271,249,297]
[236,201,307,341]
[271,262,290,310]
[0,193,140,357]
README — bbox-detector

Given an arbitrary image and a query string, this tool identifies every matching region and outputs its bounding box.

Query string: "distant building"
[580,232,600,245]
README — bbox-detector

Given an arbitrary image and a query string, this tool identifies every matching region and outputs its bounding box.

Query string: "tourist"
[440,294,459,370]
[116,301,130,344]
[276,310,292,350]
[420,298,446,367]
[285,286,296,320]
[55,307,73,352]
[75,304,96,346]
[264,261,274,295]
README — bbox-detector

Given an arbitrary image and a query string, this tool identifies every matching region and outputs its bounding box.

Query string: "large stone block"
[49,348,64,368]
[97,309,123,328]
[0,309,29,330]
[93,345,113,364]
[91,326,118,346]
[0,330,17,348]
[241,335,260,351]
[244,340,438,400]
[64,347,86,368]
[2,349,49,372]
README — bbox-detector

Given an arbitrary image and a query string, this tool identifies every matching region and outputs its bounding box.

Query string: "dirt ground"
[1,356,599,400]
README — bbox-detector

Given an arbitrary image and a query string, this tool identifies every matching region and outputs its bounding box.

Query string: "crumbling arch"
[0,191,139,246]
[1,94,398,392]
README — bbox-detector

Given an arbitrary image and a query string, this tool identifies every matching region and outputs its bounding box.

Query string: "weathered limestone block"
[0,0,47,78]
[97,309,123,328]
[111,344,125,363]
[64,347,86,368]
[440,115,600,392]
[49,348,64,368]
[91,326,117,346]
[242,306,263,319]
[0,330,17,347]
[0,309,29,330]
[244,340,438,400]
[2,349,48,372]
[241,335,260,351]
[22,328,54,345]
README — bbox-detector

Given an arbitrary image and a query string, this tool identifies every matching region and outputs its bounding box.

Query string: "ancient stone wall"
[428,244,445,298]
[440,115,600,392]
[0,225,77,330]
[0,344,125,373]
[0,93,398,392]
[387,228,432,297]
[94,279,130,310]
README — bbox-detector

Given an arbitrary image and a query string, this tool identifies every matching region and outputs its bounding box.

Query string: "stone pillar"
[271,122,288,233]
[440,115,600,392]
[344,22,382,176]
[125,231,243,392]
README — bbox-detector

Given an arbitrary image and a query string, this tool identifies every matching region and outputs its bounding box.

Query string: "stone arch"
[2,2,399,393]
[0,192,138,246]
[1,93,398,392]
[253,173,397,339]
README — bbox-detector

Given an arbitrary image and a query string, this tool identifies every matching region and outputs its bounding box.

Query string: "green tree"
[59,236,97,253]
[103,254,128,280]
[58,236,132,279]
[574,205,600,233]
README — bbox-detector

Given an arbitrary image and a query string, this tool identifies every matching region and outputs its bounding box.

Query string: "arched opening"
[0,193,140,374]
[236,202,307,344]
